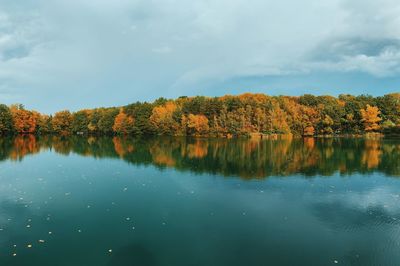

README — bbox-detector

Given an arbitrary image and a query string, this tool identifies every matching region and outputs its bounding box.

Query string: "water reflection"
[1,135,399,178]
[0,135,400,265]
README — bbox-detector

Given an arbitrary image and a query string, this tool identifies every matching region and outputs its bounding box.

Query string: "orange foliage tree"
[113,110,135,135]
[10,105,38,134]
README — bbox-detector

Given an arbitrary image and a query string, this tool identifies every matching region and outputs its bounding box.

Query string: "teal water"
[0,136,399,266]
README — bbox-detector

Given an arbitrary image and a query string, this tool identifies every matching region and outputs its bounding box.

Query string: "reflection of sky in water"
[0,150,399,265]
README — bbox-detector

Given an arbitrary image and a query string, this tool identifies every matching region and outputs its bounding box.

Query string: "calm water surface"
[0,136,399,266]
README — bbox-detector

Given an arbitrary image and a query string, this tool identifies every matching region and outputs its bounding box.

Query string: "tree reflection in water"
[1,135,399,178]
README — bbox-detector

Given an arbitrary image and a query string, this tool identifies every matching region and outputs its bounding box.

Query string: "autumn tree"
[281,98,318,136]
[149,102,179,135]
[113,110,135,135]
[253,107,267,133]
[52,110,73,135]
[268,102,290,134]
[303,126,315,136]
[299,105,319,136]
[360,105,382,132]
[186,114,209,136]
[10,104,38,134]
[225,110,242,136]
[212,106,228,136]
[320,115,334,135]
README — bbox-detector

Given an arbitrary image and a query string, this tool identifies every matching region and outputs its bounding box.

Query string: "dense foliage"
[0,93,399,137]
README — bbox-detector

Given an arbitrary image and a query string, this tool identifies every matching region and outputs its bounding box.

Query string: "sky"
[0,0,400,113]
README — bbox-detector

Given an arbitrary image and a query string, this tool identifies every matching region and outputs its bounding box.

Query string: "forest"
[0,93,399,137]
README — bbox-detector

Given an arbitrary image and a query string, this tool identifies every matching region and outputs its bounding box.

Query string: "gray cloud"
[307,38,400,76]
[0,0,399,112]
[310,38,400,61]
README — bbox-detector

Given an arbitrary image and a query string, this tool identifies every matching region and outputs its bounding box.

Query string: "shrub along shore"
[0,93,399,137]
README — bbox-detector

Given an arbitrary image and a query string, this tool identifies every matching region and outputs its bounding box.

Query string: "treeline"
[0,93,399,137]
[2,135,400,178]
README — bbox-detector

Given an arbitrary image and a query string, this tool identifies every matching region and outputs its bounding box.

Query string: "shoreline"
[2,132,397,139]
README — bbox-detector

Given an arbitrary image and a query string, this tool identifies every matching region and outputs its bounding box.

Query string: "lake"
[0,135,399,266]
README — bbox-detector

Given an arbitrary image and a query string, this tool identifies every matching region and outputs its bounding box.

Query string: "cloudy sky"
[1,0,400,113]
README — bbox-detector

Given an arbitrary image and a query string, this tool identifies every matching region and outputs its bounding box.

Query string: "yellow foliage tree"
[52,110,73,135]
[269,102,290,133]
[360,105,382,132]
[321,115,334,134]
[187,114,209,136]
[149,102,178,135]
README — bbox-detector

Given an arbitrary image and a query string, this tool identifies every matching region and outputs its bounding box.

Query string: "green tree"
[36,115,53,134]
[98,108,119,134]
[72,111,90,134]
[0,104,13,134]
